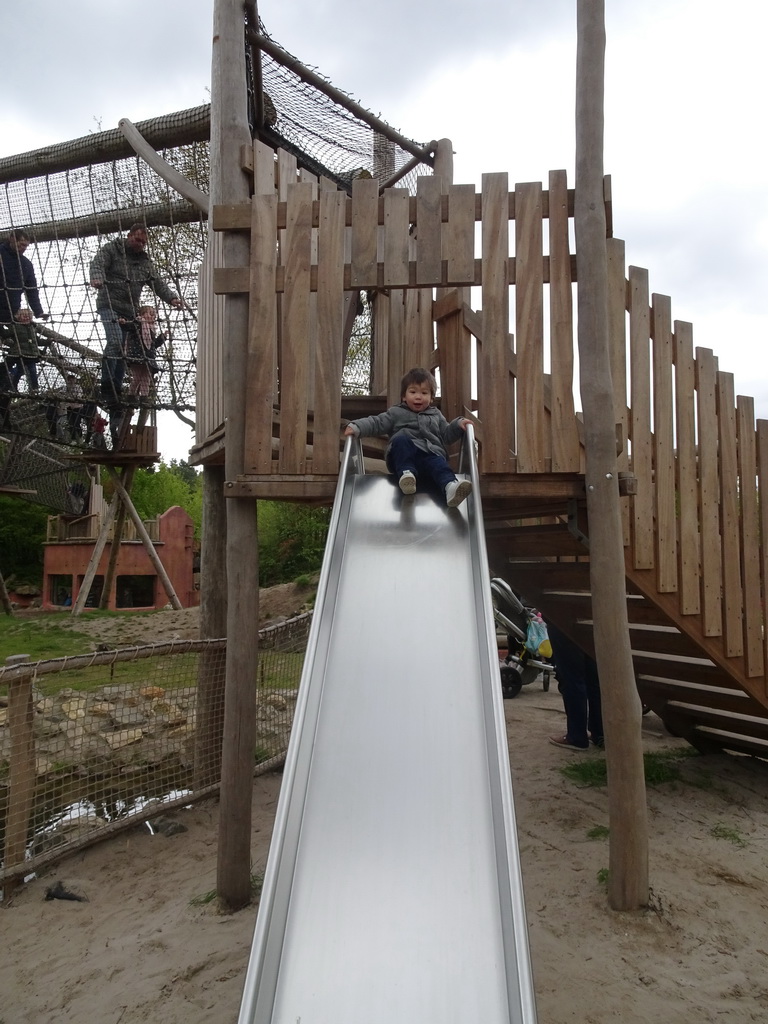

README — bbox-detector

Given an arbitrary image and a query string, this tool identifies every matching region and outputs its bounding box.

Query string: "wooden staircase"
[487,513,768,760]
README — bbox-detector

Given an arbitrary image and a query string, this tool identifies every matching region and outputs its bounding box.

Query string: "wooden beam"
[575,0,648,911]
[212,0,262,913]
[106,467,183,611]
[71,480,122,616]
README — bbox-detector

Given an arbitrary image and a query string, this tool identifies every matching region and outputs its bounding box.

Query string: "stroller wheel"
[500,663,523,699]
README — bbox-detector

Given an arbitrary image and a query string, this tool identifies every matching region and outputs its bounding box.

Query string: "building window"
[115,575,156,608]
[49,574,74,607]
[76,574,104,608]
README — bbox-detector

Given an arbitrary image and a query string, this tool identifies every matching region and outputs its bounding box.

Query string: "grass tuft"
[559,747,698,788]
[587,825,610,840]
[711,823,747,848]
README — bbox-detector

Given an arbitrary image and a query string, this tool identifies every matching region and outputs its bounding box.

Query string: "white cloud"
[3,0,768,461]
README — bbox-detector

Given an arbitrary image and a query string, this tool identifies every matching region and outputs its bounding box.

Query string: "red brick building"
[43,498,198,611]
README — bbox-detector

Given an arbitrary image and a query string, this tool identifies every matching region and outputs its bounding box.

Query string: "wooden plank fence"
[201,145,768,700]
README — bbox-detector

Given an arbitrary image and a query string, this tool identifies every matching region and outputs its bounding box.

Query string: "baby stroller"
[491,577,552,699]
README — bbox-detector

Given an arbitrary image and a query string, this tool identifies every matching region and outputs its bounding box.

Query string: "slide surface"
[239,431,537,1024]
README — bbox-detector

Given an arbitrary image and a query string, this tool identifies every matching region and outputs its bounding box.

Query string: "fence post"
[4,654,35,893]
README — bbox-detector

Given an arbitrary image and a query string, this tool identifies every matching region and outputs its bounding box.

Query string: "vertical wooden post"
[105,467,184,610]
[195,464,228,789]
[433,139,472,425]
[212,0,261,911]
[0,566,13,616]
[5,654,35,894]
[99,465,137,610]
[71,479,122,616]
[575,0,648,910]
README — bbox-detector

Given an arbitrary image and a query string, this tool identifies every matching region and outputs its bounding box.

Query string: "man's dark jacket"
[0,242,45,323]
[89,238,177,319]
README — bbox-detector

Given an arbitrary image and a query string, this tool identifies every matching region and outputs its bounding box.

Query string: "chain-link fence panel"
[0,613,311,888]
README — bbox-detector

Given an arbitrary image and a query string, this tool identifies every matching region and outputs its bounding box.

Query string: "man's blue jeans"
[98,309,125,405]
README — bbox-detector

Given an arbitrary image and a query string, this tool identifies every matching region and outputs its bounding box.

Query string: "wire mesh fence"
[0,15,436,509]
[0,612,311,887]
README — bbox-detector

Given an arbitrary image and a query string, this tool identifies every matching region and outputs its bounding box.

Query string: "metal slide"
[238,427,537,1024]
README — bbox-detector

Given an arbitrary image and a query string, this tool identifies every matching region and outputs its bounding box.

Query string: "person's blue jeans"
[98,309,125,404]
[7,357,39,390]
[547,622,603,748]
[385,432,457,491]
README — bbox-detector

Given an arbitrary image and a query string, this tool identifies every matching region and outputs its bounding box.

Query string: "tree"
[107,461,203,537]
[257,502,330,586]
[0,496,48,587]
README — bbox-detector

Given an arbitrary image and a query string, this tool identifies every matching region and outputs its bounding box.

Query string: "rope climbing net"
[0,16,433,511]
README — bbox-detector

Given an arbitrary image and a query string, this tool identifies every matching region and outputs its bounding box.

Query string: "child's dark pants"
[386,432,456,490]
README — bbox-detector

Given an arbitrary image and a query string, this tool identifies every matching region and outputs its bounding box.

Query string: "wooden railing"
[46,514,162,544]
[608,248,768,700]
[209,146,594,480]
[200,144,767,695]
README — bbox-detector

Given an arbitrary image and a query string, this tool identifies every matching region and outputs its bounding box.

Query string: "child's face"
[16,309,32,324]
[139,308,157,323]
[403,382,433,413]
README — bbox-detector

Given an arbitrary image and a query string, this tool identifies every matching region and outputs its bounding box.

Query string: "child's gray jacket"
[347,402,464,460]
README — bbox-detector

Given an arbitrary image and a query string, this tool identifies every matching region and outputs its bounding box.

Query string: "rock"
[103,728,144,750]
[89,702,114,717]
[61,698,88,720]
[148,815,188,837]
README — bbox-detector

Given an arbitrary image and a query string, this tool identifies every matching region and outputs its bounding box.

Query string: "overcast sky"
[2,0,767,461]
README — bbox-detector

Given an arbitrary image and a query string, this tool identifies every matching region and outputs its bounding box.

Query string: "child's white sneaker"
[446,479,472,507]
[399,470,416,494]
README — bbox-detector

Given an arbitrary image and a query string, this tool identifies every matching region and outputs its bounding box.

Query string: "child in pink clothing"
[121,305,165,400]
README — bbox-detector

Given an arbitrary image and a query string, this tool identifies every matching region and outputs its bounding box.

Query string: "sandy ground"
[2,683,768,1023]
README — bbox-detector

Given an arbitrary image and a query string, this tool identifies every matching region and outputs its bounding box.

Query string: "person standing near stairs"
[547,621,604,750]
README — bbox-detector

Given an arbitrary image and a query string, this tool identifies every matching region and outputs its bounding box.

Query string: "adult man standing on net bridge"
[89,223,182,443]
[0,229,49,325]
[0,229,49,432]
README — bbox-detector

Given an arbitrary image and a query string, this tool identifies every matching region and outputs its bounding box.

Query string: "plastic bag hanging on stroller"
[525,614,552,659]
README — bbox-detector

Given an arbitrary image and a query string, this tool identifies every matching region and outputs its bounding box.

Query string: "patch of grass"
[711,823,747,848]
[686,767,715,790]
[643,749,696,785]
[587,825,610,841]
[0,613,93,664]
[560,758,607,787]
[596,867,609,886]
[257,651,304,689]
[559,747,698,788]
[190,871,264,908]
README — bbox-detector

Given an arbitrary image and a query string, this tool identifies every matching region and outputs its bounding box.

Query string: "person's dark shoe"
[549,734,589,751]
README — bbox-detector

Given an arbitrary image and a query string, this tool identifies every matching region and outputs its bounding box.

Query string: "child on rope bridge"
[120,305,166,402]
[343,366,474,508]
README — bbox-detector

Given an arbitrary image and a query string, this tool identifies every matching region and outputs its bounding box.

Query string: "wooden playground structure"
[2,0,766,916]
[184,0,767,914]
[194,134,768,757]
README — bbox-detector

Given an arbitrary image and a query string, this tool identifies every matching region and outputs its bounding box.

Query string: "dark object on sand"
[44,880,88,902]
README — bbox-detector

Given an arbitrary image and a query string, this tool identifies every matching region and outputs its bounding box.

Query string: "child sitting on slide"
[343,367,473,508]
